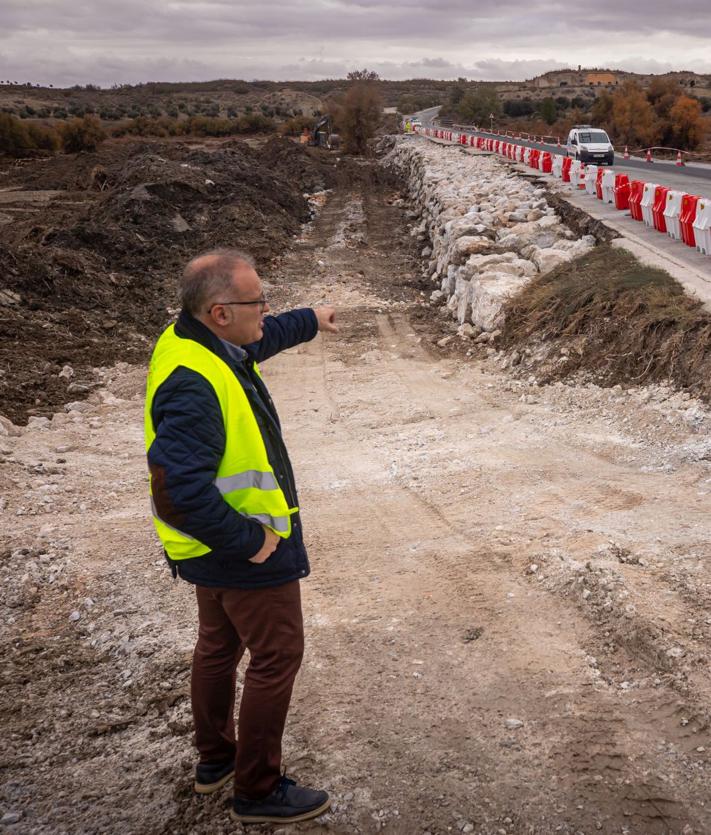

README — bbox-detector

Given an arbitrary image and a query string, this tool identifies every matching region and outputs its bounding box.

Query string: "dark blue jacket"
[147,307,319,589]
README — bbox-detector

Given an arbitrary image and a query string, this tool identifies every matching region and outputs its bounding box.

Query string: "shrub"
[0,113,60,156]
[279,114,314,136]
[610,82,660,147]
[238,112,274,133]
[669,95,705,149]
[26,122,60,151]
[60,115,107,152]
[457,86,501,125]
[538,98,558,126]
[504,99,535,117]
[0,112,31,156]
[334,81,383,154]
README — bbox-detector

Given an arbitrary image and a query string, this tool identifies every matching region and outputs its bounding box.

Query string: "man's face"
[208,264,270,346]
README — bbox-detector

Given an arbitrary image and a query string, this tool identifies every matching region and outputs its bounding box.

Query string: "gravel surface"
[1,153,710,834]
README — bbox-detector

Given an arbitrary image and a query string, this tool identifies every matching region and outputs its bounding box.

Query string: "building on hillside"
[584,72,618,86]
[532,69,625,90]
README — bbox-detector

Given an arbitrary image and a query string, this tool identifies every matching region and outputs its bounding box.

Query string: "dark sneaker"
[231,776,330,824]
[194,758,235,794]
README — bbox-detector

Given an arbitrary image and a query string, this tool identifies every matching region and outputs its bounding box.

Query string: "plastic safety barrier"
[578,163,587,190]
[652,186,669,233]
[523,148,531,165]
[601,170,616,204]
[585,164,599,196]
[614,174,630,210]
[595,167,604,200]
[692,199,711,255]
[663,190,684,240]
[561,157,572,182]
[641,182,658,227]
[552,154,564,178]
[518,145,525,162]
[529,149,540,169]
[680,194,700,247]
[628,181,645,221]
[541,152,552,173]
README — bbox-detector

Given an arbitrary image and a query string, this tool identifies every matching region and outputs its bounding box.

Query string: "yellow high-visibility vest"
[144,324,297,560]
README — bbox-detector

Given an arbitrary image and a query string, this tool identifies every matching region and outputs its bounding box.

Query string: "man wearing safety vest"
[145,248,337,825]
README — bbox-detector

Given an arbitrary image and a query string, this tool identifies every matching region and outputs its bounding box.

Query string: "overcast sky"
[2,1,711,87]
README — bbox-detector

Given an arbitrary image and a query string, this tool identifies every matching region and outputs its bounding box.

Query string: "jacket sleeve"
[247,308,318,363]
[147,367,265,561]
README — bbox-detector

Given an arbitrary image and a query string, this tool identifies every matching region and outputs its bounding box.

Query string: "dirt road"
[2,172,710,834]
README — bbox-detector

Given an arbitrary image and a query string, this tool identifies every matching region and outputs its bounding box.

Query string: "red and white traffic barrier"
[601,169,616,204]
[664,190,684,241]
[415,127,710,258]
[693,199,711,255]
[641,183,658,226]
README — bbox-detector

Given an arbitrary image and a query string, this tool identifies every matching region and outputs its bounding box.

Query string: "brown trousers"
[191,580,304,798]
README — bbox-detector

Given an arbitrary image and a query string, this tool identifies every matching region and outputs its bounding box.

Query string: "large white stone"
[471,271,531,331]
[382,137,597,330]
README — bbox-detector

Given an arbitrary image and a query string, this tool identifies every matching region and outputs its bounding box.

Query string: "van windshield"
[579,131,609,144]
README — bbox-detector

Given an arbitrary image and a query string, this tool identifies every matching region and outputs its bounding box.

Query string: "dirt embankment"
[497,242,711,401]
[0,137,339,425]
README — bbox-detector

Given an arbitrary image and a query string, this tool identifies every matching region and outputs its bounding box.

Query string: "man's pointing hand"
[314,306,338,333]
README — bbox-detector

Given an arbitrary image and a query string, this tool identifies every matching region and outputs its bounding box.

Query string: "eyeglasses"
[207,297,268,314]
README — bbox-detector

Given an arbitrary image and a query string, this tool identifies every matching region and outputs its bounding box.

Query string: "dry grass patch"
[500,244,711,399]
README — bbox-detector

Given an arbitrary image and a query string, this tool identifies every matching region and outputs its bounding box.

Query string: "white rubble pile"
[383,137,595,331]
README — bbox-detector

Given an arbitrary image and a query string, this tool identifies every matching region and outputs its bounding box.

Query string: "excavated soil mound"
[499,244,711,400]
[0,139,338,424]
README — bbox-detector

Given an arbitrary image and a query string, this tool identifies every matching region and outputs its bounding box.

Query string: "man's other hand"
[314,306,338,333]
[249,526,280,563]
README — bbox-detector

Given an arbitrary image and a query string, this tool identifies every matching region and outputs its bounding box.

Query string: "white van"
[566,125,614,165]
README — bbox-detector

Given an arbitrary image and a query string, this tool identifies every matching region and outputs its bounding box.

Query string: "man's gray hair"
[181,248,256,315]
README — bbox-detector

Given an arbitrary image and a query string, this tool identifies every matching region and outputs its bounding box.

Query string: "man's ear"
[209,304,228,326]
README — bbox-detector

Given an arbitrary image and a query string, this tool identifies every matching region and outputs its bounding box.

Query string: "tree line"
[440,78,708,150]
[0,70,385,157]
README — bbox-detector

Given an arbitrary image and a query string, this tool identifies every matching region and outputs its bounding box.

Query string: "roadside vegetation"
[442,77,709,152]
[499,245,711,400]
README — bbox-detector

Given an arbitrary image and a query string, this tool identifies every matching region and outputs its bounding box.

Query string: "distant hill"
[1,70,710,124]
[494,68,711,102]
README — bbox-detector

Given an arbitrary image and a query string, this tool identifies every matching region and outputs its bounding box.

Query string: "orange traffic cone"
[624,146,630,159]
[646,148,653,163]
[676,150,685,167]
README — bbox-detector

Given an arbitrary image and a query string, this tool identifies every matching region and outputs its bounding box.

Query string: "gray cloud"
[0,0,710,86]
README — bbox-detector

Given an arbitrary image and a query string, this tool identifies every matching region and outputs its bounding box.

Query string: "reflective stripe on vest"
[144,325,298,560]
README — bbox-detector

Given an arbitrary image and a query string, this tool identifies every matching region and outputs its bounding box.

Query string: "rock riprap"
[383,137,595,331]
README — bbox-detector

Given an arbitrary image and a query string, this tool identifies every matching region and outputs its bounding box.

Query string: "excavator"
[302,116,340,150]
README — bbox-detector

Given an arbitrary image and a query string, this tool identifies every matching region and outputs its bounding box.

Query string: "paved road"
[407,107,711,306]
[410,108,711,197]
[468,128,711,195]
